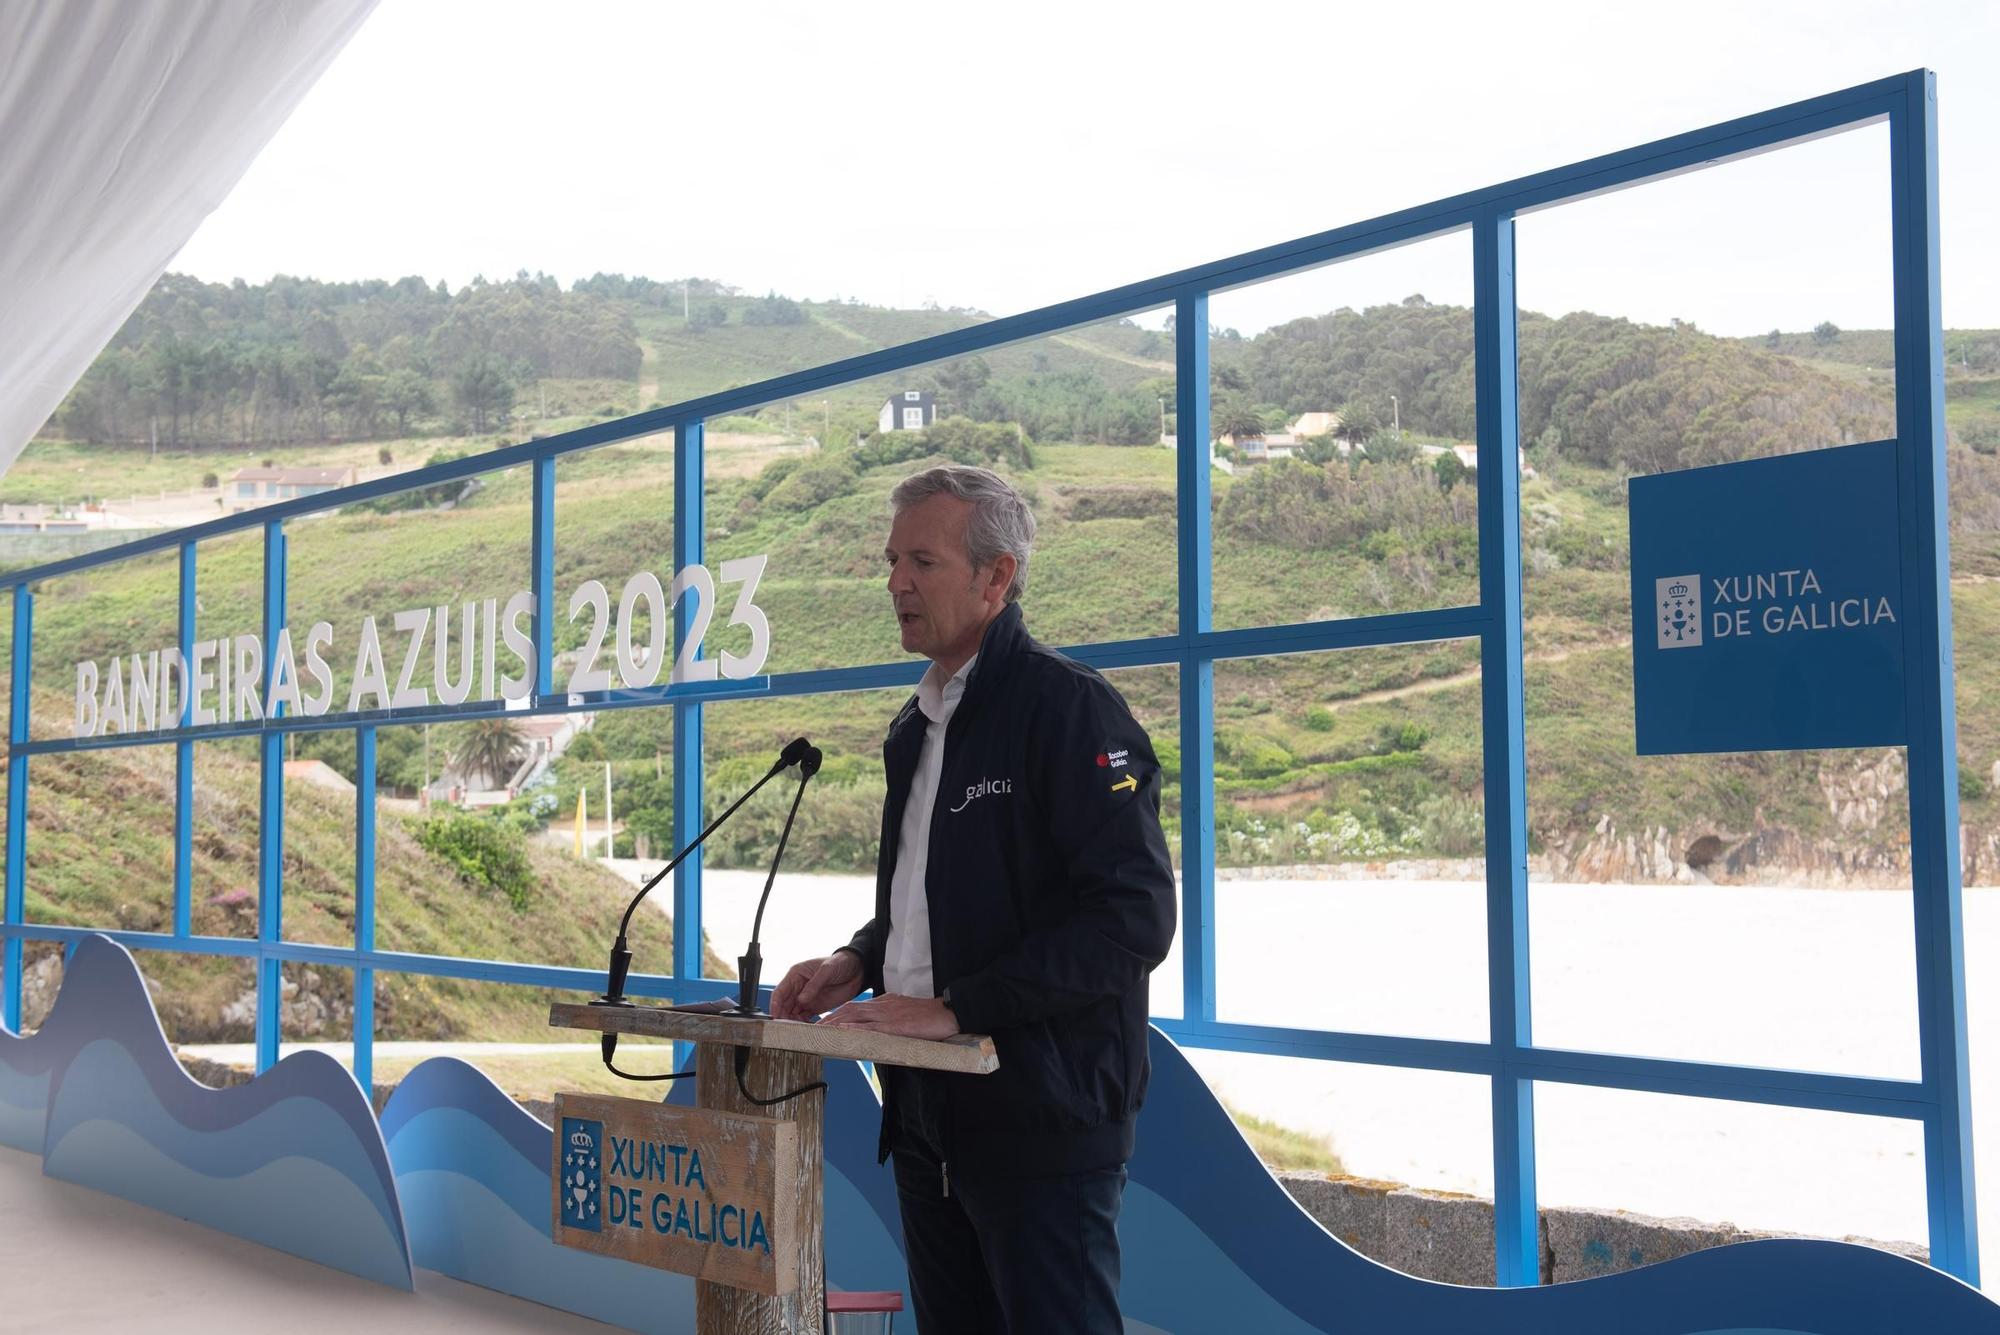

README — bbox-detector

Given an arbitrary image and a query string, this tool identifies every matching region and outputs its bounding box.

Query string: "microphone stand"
[732,748,829,1107]
[590,737,809,1083]
[734,746,820,1016]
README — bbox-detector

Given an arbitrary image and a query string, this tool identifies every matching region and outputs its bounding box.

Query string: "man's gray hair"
[890,464,1036,602]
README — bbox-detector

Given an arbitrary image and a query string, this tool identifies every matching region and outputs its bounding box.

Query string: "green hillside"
[13,282,2000,900]
[11,717,722,1044]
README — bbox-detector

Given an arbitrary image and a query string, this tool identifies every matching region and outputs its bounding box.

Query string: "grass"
[1226,1103,1346,1174]
[13,718,725,1041]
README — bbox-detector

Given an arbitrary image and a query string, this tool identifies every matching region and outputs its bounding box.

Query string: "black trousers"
[890,1136,1126,1335]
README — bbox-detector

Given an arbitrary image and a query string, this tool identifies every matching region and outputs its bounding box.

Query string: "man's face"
[884,493,1006,666]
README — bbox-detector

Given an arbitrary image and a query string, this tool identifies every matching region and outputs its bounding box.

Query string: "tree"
[451,718,528,789]
[1434,450,1470,492]
[1212,398,1267,441]
[382,369,434,435]
[1813,321,1841,346]
[1333,401,1381,448]
[930,356,991,415]
[1766,328,1783,349]
[741,292,806,326]
[452,357,514,432]
[689,302,729,333]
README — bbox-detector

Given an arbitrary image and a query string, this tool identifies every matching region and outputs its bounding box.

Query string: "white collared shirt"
[883,655,976,998]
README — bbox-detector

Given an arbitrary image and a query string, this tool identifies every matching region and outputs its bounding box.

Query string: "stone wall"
[1276,1171,1927,1285]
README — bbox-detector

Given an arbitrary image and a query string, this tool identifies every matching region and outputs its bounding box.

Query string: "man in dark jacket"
[771,463,1177,1335]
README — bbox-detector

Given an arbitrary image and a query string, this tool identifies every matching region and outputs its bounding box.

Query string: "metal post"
[255,522,286,1073]
[1474,209,1538,1286]
[673,420,706,1070]
[354,726,377,1100]
[174,542,194,939]
[532,456,557,705]
[3,586,28,1031]
[1174,294,1216,1023]
[1890,70,1978,1284]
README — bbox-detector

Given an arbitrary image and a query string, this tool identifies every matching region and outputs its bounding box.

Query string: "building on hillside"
[1220,431,1302,463]
[1288,410,1343,439]
[1445,442,1537,479]
[228,465,357,510]
[877,390,937,433]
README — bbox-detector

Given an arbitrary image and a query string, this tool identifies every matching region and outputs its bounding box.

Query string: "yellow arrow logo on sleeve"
[1110,774,1137,794]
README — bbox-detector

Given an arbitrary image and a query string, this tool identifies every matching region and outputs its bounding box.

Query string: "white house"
[228,465,356,511]
[1220,431,1303,463]
[1288,410,1343,439]
[877,390,937,433]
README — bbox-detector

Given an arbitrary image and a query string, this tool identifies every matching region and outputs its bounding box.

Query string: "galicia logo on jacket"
[949,776,1014,813]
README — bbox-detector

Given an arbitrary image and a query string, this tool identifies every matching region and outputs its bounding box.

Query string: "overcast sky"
[169,0,1997,338]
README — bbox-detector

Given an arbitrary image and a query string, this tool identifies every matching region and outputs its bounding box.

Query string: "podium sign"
[553,1092,800,1296]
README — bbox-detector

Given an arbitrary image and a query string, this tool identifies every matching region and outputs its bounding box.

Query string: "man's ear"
[984,552,1017,604]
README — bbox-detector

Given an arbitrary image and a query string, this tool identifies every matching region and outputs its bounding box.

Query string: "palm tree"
[452,718,528,789]
[1212,398,1268,443]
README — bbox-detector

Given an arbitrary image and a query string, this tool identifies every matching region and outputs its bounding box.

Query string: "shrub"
[201,472,219,489]
[414,813,537,911]
[1303,705,1335,732]
[1385,722,1431,753]
[763,455,859,513]
[378,446,395,465]
[1067,487,1174,522]
[1415,794,1485,856]
[1223,730,1294,780]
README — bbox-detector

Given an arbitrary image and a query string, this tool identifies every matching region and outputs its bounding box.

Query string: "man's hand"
[820,994,960,1040]
[770,951,866,1021]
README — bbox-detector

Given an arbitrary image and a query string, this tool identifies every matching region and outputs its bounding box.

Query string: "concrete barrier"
[1276,1171,1926,1285]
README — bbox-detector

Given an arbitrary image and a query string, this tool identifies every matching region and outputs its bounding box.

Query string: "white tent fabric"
[0,0,376,477]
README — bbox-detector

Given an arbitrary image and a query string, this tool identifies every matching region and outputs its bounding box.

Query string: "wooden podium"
[551,1003,997,1335]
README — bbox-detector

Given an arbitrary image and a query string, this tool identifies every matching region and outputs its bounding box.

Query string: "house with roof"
[878,390,937,433]
[1225,431,1303,463]
[228,465,357,511]
[1289,410,1343,440]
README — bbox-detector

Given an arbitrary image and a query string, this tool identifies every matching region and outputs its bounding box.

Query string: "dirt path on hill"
[1329,637,1631,710]
[1051,332,1173,372]
[811,313,876,346]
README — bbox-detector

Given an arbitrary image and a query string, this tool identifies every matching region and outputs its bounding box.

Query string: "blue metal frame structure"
[0,70,1970,1285]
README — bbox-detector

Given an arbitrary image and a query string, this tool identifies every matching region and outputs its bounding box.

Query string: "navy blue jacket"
[841,602,1178,1176]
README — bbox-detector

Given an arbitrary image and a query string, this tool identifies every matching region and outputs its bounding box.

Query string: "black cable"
[604,1056,697,1083]
[599,1032,694,1083]
[732,1044,825,1108]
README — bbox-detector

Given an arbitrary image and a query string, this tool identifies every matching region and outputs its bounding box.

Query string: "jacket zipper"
[942,1160,950,1199]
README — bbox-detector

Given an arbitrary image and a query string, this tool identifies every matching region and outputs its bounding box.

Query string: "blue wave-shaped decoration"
[1126,1026,2000,1334]
[381,1057,695,1333]
[34,935,412,1291]
[0,980,62,1152]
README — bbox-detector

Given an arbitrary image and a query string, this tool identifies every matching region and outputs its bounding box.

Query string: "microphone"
[735,745,822,1016]
[595,737,812,1011]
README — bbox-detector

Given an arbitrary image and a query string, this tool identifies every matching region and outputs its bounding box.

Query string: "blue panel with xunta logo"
[1629,439,1907,756]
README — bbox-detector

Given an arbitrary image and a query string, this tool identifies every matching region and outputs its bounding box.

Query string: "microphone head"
[773,736,812,772]
[800,746,824,778]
